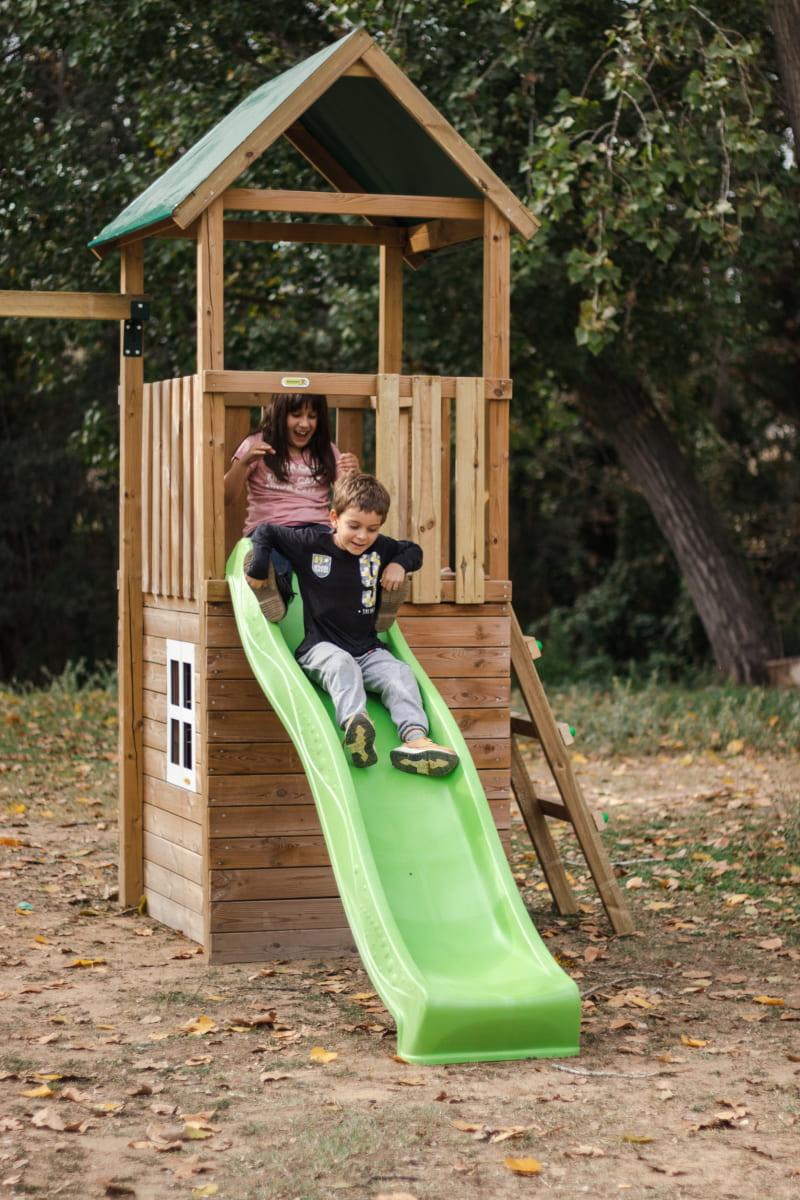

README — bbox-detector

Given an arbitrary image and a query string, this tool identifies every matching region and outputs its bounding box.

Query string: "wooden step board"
[510,609,634,936]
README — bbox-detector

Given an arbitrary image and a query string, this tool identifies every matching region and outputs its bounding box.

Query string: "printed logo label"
[359,551,381,612]
[311,553,332,579]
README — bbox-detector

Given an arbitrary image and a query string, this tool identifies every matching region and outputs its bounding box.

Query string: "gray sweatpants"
[298,642,429,743]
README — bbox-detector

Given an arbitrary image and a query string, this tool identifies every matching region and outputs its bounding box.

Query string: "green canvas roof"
[90,29,533,252]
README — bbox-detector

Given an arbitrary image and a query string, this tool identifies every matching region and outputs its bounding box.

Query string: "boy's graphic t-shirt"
[248,525,422,659]
[233,433,343,534]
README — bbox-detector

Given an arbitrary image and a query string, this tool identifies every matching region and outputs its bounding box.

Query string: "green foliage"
[1,1,799,678]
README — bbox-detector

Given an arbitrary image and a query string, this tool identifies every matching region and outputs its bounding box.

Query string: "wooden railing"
[221,372,508,604]
[141,376,197,600]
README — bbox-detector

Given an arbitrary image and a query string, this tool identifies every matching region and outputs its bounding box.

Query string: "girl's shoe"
[390,737,459,778]
[376,576,410,633]
[243,551,287,623]
[343,711,378,768]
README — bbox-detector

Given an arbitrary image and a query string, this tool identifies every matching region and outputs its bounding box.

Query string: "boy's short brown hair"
[331,473,391,519]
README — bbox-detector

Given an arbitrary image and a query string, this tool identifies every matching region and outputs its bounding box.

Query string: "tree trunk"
[576,373,783,683]
[771,0,800,151]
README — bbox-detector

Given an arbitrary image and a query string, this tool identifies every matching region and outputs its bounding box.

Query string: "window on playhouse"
[165,640,196,791]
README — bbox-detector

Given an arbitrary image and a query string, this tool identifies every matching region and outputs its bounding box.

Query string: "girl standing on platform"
[224,392,358,619]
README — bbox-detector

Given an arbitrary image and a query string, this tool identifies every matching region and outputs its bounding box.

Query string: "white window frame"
[165,639,196,791]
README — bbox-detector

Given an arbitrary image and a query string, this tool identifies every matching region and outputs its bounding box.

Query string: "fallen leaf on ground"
[65,958,106,969]
[564,1144,605,1157]
[181,1015,217,1037]
[752,995,784,1006]
[504,1157,542,1176]
[622,1135,654,1144]
[680,1034,708,1048]
[309,1047,338,1064]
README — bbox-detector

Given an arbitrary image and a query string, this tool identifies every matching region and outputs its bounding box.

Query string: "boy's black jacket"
[248,524,422,659]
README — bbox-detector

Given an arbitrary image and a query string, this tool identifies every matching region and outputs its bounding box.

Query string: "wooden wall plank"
[143,803,202,854]
[144,830,203,885]
[209,804,322,838]
[412,645,510,677]
[144,774,203,823]
[143,660,166,693]
[399,616,509,646]
[143,635,166,664]
[143,688,166,723]
[455,376,485,603]
[144,860,204,914]
[210,897,346,933]
[210,835,330,869]
[207,710,290,742]
[146,890,203,944]
[118,240,145,906]
[143,608,200,642]
[410,376,442,602]
[434,677,510,708]
[210,866,337,903]
[208,743,303,775]
[209,927,355,963]
[208,773,313,806]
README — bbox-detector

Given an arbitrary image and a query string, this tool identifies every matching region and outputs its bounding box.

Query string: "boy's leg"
[357,648,459,777]
[298,642,377,767]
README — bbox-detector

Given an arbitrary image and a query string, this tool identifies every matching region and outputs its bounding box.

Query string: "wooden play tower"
[1,29,632,960]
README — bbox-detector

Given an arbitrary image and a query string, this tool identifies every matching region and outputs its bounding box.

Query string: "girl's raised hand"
[338,451,359,475]
[242,441,274,465]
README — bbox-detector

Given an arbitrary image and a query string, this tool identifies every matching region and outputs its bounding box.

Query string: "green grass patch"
[539,676,800,756]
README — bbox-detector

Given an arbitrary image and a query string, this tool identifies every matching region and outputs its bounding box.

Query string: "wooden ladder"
[510,608,634,936]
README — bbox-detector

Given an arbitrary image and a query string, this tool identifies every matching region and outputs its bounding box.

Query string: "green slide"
[226,539,580,1064]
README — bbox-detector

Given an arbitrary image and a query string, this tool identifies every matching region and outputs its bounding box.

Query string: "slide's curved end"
[227,539,580,1063]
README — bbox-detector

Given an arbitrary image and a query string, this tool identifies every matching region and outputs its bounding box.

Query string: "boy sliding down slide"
[245,473,459,778]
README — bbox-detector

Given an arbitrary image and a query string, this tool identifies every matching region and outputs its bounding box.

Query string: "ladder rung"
[511,713,537,738]
[536,796,569,821]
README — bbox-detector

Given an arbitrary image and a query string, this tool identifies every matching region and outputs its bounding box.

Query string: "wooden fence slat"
[160,376,172,594]
[455,377,485,603]
[170,378,182,597]
[375,374,400,538]
[410,376,442,602]
[150,381,161,595]
[183,377,195,600]
[441,393,452,572]
[141,384,151,594]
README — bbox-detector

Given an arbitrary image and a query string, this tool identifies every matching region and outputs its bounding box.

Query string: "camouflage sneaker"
[343,711,378,768]
[389,738,459,778]
[243,550,287,623]
[376,575,410,633]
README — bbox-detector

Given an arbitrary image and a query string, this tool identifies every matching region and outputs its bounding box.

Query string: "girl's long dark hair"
[258,393,336,485]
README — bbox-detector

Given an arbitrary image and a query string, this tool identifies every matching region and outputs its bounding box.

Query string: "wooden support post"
[510,740,578,916]
[483,202,510,581]
[454,377,485,603]
[510,609,634,935]
[118,242,145,905]
[379,244,408,536]
[410,376,442,603]
[441,392,452,574]
[196,197,225,954]
[375,374,401,539]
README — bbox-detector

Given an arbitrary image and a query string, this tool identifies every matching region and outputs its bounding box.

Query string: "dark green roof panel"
[300,77,482,216]
[89,32,358,248]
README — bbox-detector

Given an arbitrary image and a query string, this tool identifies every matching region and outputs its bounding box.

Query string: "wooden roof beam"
[0,290,149,320]
[405,217,484,256]
[223,188,483,221]
[154,219,406,247]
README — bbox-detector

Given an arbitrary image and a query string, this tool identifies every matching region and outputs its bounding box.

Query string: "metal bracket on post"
[123,299,150,357]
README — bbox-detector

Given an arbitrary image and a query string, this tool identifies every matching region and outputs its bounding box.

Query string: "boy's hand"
[338,451,359,475]
[381,562,406,591]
